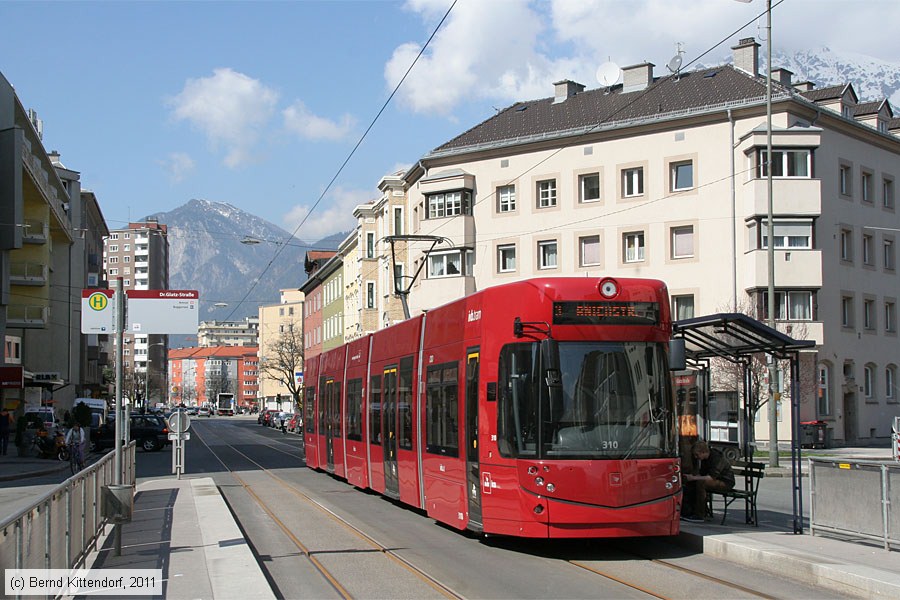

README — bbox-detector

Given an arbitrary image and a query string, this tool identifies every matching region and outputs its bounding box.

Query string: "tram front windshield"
[498,341,676,459]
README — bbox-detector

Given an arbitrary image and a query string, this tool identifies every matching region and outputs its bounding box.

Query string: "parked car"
[259,409,278,426]
[287,413,302,432]
[197,407,211,418]
[91,414,169,452]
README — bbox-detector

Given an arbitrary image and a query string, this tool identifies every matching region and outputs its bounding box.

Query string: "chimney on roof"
[793,81,816,92]
[771,68,793,87]
[553,79,585,103]
[732,37,760,76]
[622,62,654,93]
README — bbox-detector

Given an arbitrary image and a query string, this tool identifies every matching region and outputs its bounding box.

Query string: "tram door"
[324,378,339,471]
[382,367,399,497]
[465,349,482,530]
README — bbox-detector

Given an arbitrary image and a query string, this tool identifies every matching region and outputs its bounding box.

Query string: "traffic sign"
[168,432,191,441]
[81,289,116,333]
[168,410,192,434]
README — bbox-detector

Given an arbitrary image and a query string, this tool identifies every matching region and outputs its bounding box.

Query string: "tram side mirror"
[669,339,686,371]
[486,382,497,401]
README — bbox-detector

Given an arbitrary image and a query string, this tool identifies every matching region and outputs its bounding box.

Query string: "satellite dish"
[667,54,683,74]
[595,61,621,88]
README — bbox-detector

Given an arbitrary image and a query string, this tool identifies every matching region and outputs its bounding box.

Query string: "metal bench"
[708,460,765,525]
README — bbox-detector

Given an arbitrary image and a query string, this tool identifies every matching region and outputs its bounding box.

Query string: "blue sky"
[2,0,897,243]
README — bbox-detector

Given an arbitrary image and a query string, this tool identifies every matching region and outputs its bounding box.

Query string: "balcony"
[416,275,476,311]
[417,214,476,248]
[7,305,48,328]
[22,219,48,244]
[742,178,821,216]
[9,262,48,285]
[746,249,822,288]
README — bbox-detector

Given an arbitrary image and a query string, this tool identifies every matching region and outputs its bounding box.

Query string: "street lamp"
[736,0,777,468]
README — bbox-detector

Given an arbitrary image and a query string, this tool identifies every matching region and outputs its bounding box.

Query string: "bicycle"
[68,442,84,474]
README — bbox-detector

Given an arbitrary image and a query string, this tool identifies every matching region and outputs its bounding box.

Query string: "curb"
[0,462,68,482]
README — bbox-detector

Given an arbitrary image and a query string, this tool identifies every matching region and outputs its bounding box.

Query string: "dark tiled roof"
[800,83,847,102]
[890,117,900,131]
[431,66,780,154]
[853,100,883,116]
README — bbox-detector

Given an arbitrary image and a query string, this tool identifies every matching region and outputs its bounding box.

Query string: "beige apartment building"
[198,316,259,347]
[385,38,899,446]
[257,289,303,411]
[104,220,169,406]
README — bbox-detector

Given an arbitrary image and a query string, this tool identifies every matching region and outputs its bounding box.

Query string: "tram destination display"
[552,301,659,325]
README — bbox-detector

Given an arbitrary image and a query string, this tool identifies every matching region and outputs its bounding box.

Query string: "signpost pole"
[113,277,125,556]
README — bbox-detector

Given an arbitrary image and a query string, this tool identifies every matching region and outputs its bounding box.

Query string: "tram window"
[426,362,459,457]
[497,343,540,458]
[305,387,316,434]
[398,356,414,450]
[369,375,382,445]
[347,378,363,441]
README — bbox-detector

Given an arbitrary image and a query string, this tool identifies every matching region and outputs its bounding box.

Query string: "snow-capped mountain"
[699,46,900,108]
[145,200,346,341]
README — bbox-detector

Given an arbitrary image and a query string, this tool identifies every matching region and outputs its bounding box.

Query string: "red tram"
[304,277,684,538]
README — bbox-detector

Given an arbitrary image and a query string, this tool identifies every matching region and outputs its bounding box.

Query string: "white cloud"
[160,152,195,183]
[389,0,900,115]
[283,101,356,141]
[283,186,373,241]
[168,68,278,168]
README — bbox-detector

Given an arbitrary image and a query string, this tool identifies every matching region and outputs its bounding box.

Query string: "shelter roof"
[673,313,815,363]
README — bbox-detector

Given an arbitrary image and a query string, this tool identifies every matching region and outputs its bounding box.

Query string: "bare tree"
[258,323,304,415]
[708,299,813,448]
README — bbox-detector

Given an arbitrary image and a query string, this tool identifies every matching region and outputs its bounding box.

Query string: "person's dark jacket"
[699,447,736,489]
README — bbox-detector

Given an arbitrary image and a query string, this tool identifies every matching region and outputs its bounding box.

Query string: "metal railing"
[809,457,898,551]
[0,442,136,572]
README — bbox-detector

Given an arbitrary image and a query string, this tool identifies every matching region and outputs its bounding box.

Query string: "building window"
[497,185,516,212]
[622,167,644,197]
[109,268,118,276]
[841,296,854,328]
[536,179,557,208]
[885,240,895,270]
[886,365,897,401]
[623,232,645,263]
[840,229,852,261]
[427,191,470,218]
[762,291,813,321]
[670,226,694,259]
[393,264,404,293]
[864,299,875,330]
[110,233,118,240]
[109,245,118,252]
[670,161,694,191]
[863,234,874,265]
[579,173,600,203]
[537,241,557,269]
[579,235,601,267]
[124,233,130,239]
[863,365,874,399]
[840,165,851,196]
[393,207,403,235]
[759,219,813,249]
[817,363,831,416]
[365,232,375,259]
[884,178,895,209]
[123,256,131,263]
[672,295,695,320]
[862,172,873,203]
[886,301,896,333]
[497,244,516,273]
[366,282,375,309]
[757,149,811,178]
[428,251,462,278]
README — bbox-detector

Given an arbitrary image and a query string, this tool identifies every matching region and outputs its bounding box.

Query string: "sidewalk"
[81,477,274,599]
[0,452,69,481]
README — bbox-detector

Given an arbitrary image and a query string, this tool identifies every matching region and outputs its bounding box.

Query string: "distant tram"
[304,277,684,538]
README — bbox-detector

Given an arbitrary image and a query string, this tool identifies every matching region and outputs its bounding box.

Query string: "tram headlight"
[546,483,555,492]
[534,477,544,486]
[527,466,538,475]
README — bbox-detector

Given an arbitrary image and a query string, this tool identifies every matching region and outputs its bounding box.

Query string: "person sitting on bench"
[682,440,735,522]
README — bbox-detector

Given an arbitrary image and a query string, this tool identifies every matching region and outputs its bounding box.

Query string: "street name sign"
[127,290,199,334]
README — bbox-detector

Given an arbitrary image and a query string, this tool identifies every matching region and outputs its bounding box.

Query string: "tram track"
[193,424,462,600]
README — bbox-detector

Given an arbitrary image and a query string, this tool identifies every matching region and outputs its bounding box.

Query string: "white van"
[24,406,57,430]
[74,398,108,428]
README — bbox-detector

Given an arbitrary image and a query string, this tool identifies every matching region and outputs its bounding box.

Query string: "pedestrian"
[0,407,12,455]
[682,440,735,523]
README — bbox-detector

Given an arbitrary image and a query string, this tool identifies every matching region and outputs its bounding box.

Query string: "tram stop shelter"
[672,312,816,533]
